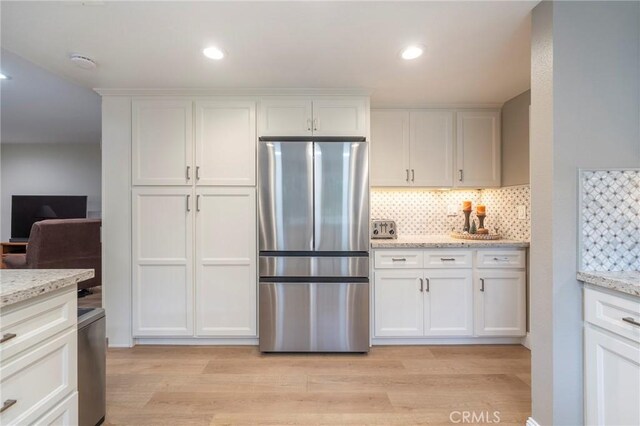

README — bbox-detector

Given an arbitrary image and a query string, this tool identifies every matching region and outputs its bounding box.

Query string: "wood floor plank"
[427,344,530,359]
[146,391,396,414]
[401,358,531,375]
[202,358,407,375]
[156,373,308,393]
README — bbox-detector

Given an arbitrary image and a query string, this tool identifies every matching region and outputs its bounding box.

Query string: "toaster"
[371,219,397,239]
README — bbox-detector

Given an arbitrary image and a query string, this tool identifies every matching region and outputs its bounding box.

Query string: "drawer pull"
[440,258,456,262]
[391,258,407,262]
[622,317,640,327]
[0,399,16,413]
[0,333,16,344]
[493,257,510,261]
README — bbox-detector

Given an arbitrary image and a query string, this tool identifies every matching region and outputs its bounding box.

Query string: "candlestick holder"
[463,209,472,232]
[477,214,486,230]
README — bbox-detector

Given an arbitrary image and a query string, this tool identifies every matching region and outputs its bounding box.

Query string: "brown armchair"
[3,219,102,290]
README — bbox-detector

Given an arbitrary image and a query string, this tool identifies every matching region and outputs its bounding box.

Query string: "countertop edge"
[1,269,95,308]
[577,271,640,298]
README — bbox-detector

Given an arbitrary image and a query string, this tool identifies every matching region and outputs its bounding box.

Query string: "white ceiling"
[1,49,101,144]
[1,1,535,107]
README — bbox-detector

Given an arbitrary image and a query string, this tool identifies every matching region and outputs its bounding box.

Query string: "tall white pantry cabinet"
[131,98,257,338]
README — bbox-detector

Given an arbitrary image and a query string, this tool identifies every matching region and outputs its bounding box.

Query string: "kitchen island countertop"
[577,270,640,298]
[1,269,94,308]
[371,234,529,249]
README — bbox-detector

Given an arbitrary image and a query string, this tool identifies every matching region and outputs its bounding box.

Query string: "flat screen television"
[10,195,88,242]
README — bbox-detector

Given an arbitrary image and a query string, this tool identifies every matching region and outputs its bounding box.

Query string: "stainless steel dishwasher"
[78,307,106,426]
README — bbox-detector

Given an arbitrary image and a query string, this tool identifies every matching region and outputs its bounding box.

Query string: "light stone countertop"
[371,234,530,249]
[577,271,640,298]
[0,269,94,308]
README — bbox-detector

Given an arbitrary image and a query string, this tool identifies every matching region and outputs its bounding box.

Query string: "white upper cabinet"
[195,187,257,337]
[312,98,367,137]
[259,98,313,136]
[259,97,367,137]
[410,111,454,187]
[370,110,410,186]
[195,100,256,186]
[371,109,500,188]
[455,111,501,188]
[132,100,193,186]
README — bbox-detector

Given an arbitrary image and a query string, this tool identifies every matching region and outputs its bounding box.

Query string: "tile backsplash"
[371,184,531,241]
[580,169,639,272]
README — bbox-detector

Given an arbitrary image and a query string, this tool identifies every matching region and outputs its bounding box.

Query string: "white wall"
[501,90,530,186]
[530,1,640,424]
[0,143,102,241]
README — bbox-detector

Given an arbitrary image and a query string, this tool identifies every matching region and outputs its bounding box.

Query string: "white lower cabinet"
[132,187,194,336]
[0,289,78,426]
[424,269,473,336]
[373,248,527,340]
[195,188,257,337]
[374,270,424,337]
[474,270,526,336]
[584,287,640,426]
[133,187,257,339]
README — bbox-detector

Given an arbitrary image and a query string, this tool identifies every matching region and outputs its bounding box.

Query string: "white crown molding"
[526,417,541,426]
[371,103,504,110]
[93,87,372,97]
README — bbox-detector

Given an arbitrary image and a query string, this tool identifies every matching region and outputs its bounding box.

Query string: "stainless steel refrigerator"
[258,137,369,352]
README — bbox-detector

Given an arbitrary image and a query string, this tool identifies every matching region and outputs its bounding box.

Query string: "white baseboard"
[526,417,540,426]
[134,337,259,346]
[521,332,531,349]
[372,337,524,345]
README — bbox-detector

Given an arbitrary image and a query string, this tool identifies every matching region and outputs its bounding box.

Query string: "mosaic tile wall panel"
[580,169,640,272]
[481,185,531,241]
[371,185,531,240]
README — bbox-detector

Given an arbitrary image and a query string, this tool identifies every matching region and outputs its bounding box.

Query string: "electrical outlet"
[517,205,527,220]
[447,204,458,216]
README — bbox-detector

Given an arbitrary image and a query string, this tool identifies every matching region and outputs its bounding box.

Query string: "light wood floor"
[105,345,531,425]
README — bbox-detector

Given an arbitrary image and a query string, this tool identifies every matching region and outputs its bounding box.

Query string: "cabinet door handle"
[196,195,201,212]
[411,169,415,182]
[307,118,312,131]
[406,169,410,182]
[391,257,407,262]
[186,195,191,212]
[480,278,485,292]
[622,317,640,327]
[196,166,200,181]
[0,399,17,414]
[419,278,424,292]
[186,166,191,181]
[425,278,430,292]
[313,118,318,131]
[458,169,463,182]
[0,333,17,344]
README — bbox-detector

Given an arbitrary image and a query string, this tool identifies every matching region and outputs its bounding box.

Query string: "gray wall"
[530,1,640,425]
[1,143,102,241]
[501,90,530,186]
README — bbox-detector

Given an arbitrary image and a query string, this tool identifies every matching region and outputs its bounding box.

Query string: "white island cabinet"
[0,269,94,426]
[579,272,640,426]
[371,241,528,344]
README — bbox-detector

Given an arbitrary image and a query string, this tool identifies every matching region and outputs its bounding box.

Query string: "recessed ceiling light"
[0,73,10,80]
[203,46,225,60]
[401,45,424,60]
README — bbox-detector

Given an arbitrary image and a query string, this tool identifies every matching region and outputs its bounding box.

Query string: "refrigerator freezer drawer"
[259,282,369,352]
[259,256,369,278]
